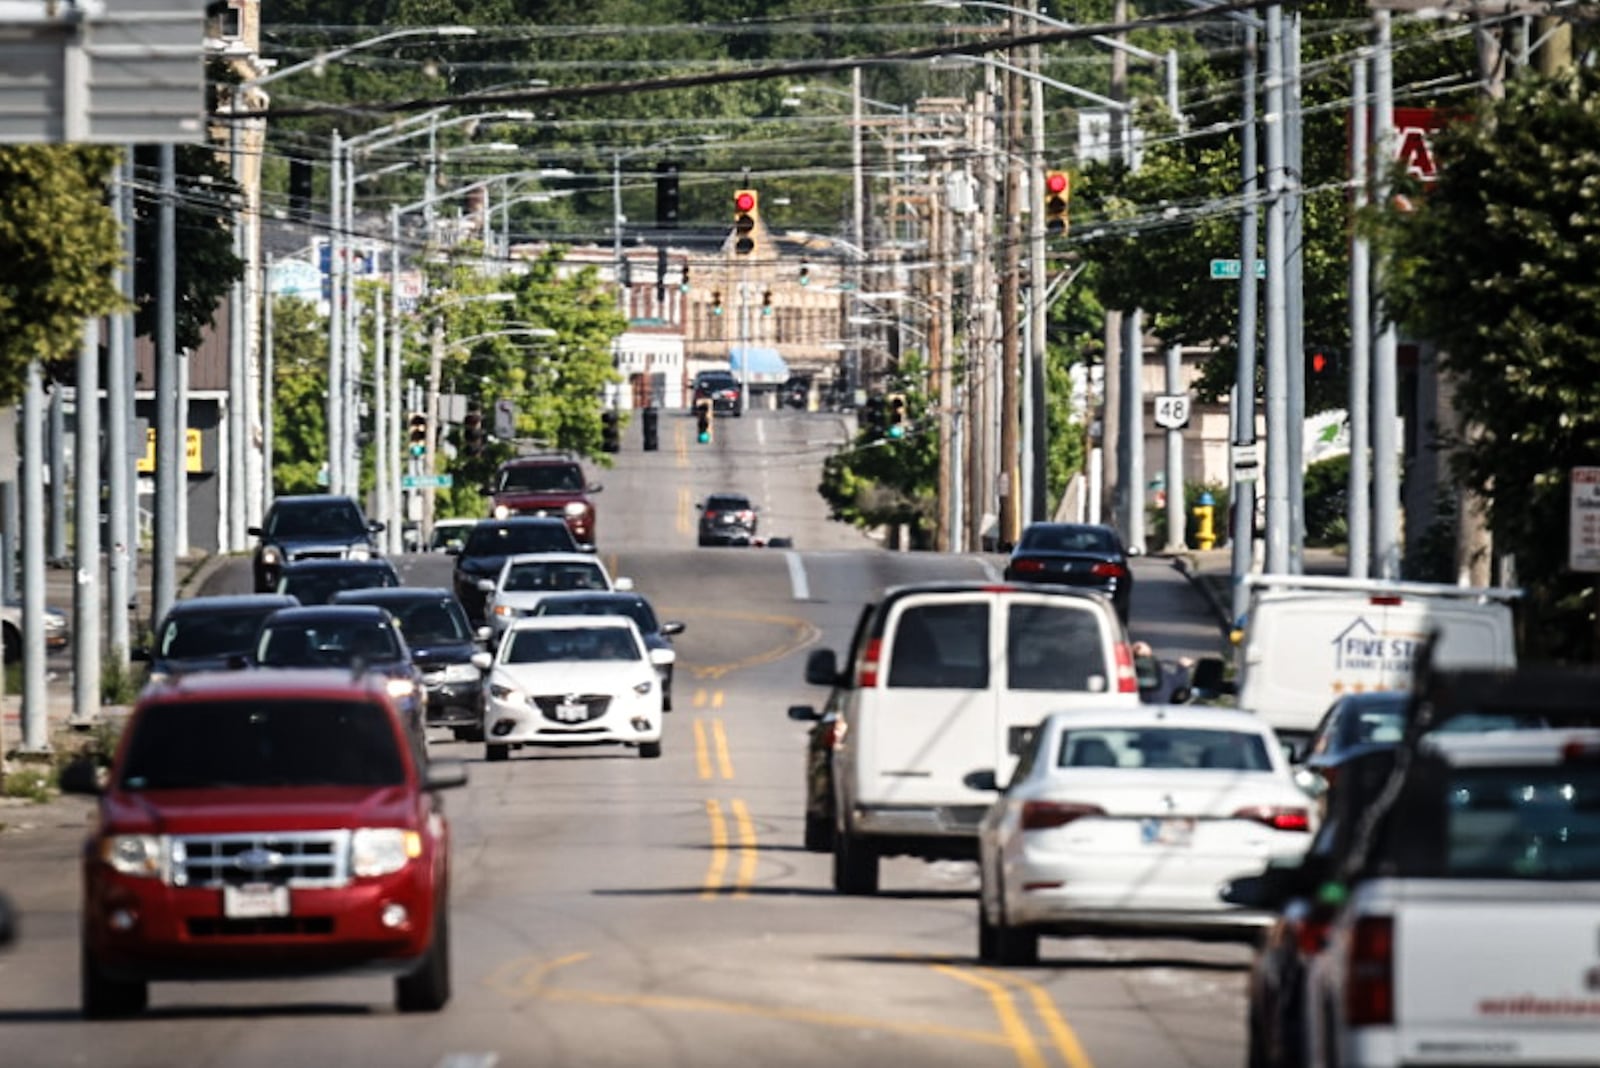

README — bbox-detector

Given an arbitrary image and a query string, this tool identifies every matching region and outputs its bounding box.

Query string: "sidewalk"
[1171,546,1350,632]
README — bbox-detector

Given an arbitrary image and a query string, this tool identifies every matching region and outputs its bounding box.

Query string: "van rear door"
[863,593,994,808]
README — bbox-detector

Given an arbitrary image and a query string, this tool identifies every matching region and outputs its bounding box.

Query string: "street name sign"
[1209,259,1267,280]
[402,473,453,490]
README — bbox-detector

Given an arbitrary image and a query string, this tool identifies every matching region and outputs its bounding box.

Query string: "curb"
[1168,553,1234,635]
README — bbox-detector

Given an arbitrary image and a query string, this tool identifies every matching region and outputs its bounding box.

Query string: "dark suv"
[451,517,582,623]
[250,495,385,594]
[697,493,759,547]
[487,456,600,547]
[693,370,743,416]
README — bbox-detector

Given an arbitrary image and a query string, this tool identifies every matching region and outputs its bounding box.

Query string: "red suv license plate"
[223,883,291,919]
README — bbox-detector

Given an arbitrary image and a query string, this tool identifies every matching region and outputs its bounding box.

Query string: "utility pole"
[1348,56,1372,580]
[932,159,951,552]
[424,315,444,546]
[1284,10,1306,574]
[1164,342,1186,552]
[1028,12,1050,525]
[106,150,134,667]
[998,12,1025,550]
[1232,21,1262,621]
[227,109,247,552]
[153,143,178,631]
[1102,0,1127,536]
[327,132,345,497]
[1371,10,1401,579]
[262,260,275,514]
[1263,3,1291,575]
[388,206,405,555]
[48,385,65,563]
[71,316,100,728]
[19,362,46,753]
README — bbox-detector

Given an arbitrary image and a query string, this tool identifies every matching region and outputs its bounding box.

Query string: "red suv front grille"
[187,917,336,938]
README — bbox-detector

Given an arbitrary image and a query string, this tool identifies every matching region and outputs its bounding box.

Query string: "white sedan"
[977,706,1314,965]
[472,615,668,762]
[477,552,633,635]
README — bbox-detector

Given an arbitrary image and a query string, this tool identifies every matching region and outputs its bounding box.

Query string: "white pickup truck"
[1305,727,1600,1067]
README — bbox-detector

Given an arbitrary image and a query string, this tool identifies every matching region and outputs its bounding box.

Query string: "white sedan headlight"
[99,834,167,879]
[489,681,522,703]
[563,502,587,517]
[633,679,654,695]
[350,828,422,878]
[438,663,480,684]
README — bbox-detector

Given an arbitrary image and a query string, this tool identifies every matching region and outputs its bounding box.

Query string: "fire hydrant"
[1192,491,1217,550]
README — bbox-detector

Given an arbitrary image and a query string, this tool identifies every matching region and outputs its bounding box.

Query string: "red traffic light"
[1310,351,1329,375]
[734,191,756,212]
[1045,171,1068,194]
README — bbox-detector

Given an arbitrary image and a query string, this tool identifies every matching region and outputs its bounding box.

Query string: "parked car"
[65,669,466,1018]
[0,599,70,663]
[472,615,670,762]
[250,605,427,748]
[452,517,584,624]
[249,494,385,593]
[332,587,488,742]
[975,706,1314,966]
[801,581,1140,894]
[486,455,601,547]
[1003,522,1133,623]
[275,558,402,606]
[530,591,683,710]
[133,593,300,681]
[697,493,759,547]
[693,369,743,415]
[479,552,633,636]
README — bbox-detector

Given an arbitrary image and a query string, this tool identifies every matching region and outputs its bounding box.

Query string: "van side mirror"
[787,704,821,722]
[661,621,686,637]
[964,769,999,792]
[1189,657,1235,698]
[804,648,841,687]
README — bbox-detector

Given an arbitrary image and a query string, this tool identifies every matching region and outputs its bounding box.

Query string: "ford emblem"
[234,846,284,875]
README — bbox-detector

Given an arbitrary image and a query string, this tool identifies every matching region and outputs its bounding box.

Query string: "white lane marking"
[785,551,810,601]
[434,1055,499,1068]
[757,417,766,446]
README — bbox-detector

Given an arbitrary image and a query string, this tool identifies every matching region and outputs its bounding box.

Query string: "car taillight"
[1114,641,1138,693]
[1090,561,1127,578]
[1020,800,1105,831]
[857,638,882,687]
[1369,595,1402,606]
[1345,916,1395,1026]
[738,510,754,522]
[1233,805,1312,832]
[704,511,718,521]
[1294,911,1334,957]
[1012,558,1046,574]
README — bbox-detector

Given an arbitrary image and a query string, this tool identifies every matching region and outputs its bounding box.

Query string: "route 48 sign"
[1153,393,1191,430]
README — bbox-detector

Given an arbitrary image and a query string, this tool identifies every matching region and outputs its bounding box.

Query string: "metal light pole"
[1233,21,1262,622]
[1263,3,1291,575]
[1371,10,1401,579]
[1348,56,1372,580]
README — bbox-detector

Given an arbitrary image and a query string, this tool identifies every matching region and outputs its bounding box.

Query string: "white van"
[801,582,1140,894]
[1233,574,1520,745]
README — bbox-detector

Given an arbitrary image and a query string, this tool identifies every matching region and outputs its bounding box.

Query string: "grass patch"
[1,767,53,803]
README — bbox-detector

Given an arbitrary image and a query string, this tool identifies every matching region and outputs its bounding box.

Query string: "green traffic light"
[888,426,905,440]
[698,432,710,444]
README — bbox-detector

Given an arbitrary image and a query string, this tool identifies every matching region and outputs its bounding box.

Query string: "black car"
[1003,522,1133,623]
[530,591,686,710]
[780,376,811,410]
[786,601,876,854]
[452,517,582,623]
[249,495,385,593]
[133,593,300,680]
[250,605,427,748]
[333,587,487,740]
[697,493,759,547]
[276,558,402,606]
[693,370,743,415]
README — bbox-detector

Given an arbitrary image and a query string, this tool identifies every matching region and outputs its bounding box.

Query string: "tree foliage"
[818,357,939,546]
[0,146,125,403]
[267,294,332,494]
[131,145,243,352]
[1377,64,1600,659]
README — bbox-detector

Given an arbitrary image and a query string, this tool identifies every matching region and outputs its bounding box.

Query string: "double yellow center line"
[933,964,1094,1068]
[694,704,757,898]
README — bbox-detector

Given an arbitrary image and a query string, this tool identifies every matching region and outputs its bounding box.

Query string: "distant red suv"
[487,456,601,547]
[69,670,466,1018]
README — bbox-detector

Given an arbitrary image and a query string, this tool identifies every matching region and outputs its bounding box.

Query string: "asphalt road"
[0,408,1245,1068]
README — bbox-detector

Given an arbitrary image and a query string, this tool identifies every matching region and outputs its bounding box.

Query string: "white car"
[477,552,633,634]
[472,615,669,762]
[977,706,1314,965]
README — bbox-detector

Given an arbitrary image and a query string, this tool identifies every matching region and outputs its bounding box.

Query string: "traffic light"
[462,407,485,456]
[1043,170,1070,237]
[1306,345,1338,381]
[732,188,759,256]
[798,261,810,286]
[289,157,313,223]
[886,393,908,439]
[863,394,886,436]
[601,410,621,453]
[761,289,773,316]
[655,245,669,304]
[680,264,691,293]
[407,412,427,457]
[655,160,679,229]
[711,290,723,316]
[694,398,713,444]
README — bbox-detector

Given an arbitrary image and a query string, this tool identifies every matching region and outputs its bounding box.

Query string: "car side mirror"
[475,626,494,645]
[59,757,103,796]
[130,646,151,663]
[787,704,820,722]
[247,526,262,537]
[368,520,386,534]
[614,577,635,592]
[577,543,597,554]
[964,769,999,792]
[423,760,469,791]
[804,648,841,687]
[471,651,493,671]
[477,579,496,593]
[648,647,674,667]
[661,621,685,637]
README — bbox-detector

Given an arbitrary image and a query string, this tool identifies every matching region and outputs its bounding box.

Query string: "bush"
[1303,454,1350,547]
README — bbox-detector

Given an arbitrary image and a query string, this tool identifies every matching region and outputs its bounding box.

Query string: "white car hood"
[494,660,650,696]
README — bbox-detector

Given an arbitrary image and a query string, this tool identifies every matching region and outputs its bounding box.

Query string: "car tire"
[81,943,148,1019]
[639,741,662,759]
[832,830,879,895]
[803,812,834,853]
[485,743,509,763]
[989,914,1038,967]
[395,908,451,1013]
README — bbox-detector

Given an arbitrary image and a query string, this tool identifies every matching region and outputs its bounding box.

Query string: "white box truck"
[1232,574,1520,745]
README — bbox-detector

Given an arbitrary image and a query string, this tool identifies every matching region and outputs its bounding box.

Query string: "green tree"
[0,146,125,402]
[1377,64,1600,660]
[267,295,330,494]
[131,144,242,352]
[818,357,939,547]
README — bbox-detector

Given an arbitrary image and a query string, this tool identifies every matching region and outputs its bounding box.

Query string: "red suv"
[69,670,466,1018]
[488,456,600,547]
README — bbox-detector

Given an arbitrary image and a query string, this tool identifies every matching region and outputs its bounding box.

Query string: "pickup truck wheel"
[395,909,451,1013]
[485,743,509,763]
[803,813,834,853]
[81,944,147,1019]
[832,831,879,895]
[638,741,662,759]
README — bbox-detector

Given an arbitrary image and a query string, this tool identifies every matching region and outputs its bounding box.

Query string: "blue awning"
[728,347,788,378]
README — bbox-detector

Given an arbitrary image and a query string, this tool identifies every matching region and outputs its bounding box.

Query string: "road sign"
[1209,258,1267,280]
[494,399,515,439]
[1153,394,1191,430]
[1570,467,1600,572]
[1231,443,1262,484]
[402,473,453,490]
